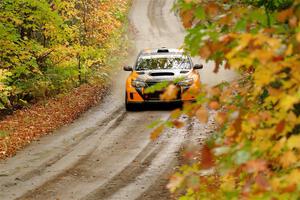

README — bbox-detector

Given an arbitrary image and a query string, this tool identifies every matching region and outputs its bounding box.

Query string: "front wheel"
[125,102,135,111]
[125,93,135,111]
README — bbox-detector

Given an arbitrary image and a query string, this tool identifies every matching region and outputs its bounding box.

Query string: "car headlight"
[131,80,146,88]
[178,78,194,86]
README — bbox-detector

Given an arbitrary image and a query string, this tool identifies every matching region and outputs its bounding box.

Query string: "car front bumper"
[126,86,196,104]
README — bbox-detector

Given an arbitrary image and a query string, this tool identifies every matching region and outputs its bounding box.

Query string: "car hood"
[135,69,192,83]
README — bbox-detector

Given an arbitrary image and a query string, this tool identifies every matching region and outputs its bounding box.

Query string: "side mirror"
[193,64,203,70]
[123,66,133,71]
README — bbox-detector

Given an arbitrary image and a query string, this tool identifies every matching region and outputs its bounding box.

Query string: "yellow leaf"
[288,169,300,184]
[220,175,235,191]
[285,44,293,56]
[226,33,252,59]
[279,95,299,111]
[170,109,181,119]
[297,32,300,42]
[254,67,274,86]
[287,135,300,149]
[271,137,286,154]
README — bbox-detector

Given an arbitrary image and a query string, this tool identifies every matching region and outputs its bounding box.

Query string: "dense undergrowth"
[0,0,131,158]
[158,0,300,199]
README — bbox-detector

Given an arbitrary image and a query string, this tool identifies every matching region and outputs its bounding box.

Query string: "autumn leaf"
[215,112,227,126]
[172,120,185,129]
[244,160,268,173]
[255,173,270,191]
[150,125,165,141]
[279,151,297,168]
[186,175,201,191]
[277,8,293,22]
[287,135,300,149]
[170,109,182,119]
[276,120,285,133]
[180,10,194,29]
[296,32,300,42]
[195,107,209,123]
[199,45,212,59]
[208,101,220,110]
[200,144,215,169]
[167,173,185,193]
[205,2,220,17]
[171,0,300,198]
[160,84,178,101]
[280,184,297,193]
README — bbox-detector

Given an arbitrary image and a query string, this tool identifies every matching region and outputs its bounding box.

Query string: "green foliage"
[0,0,130,110]
[244,0,294,11]
[0,130,8,138]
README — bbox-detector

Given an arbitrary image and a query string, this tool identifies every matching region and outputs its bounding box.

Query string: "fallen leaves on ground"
[0,84,108,159]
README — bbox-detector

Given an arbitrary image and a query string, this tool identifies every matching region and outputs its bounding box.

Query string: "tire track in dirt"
[147,0,168,36]
[81,140,165,200]
[18,112,169,200]
[17,107,125,183]
[1,108,126,200]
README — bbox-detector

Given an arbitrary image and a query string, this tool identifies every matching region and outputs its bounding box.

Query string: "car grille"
[144,91,163,100]
[143,81,181,101]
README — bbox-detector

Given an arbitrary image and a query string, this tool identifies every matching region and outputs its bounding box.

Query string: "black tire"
[125,102,135,111]
[125,93,135,111]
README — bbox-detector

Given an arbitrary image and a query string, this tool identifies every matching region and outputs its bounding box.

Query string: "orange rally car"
[123,48,203,111]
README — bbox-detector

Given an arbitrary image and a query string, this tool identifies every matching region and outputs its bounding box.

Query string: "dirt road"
[0,1,236,199]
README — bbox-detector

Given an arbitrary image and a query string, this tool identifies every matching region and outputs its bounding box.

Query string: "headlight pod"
[131,79,146,88]
[178,78,194,86]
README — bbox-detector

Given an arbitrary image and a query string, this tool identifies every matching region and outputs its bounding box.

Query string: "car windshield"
[135,55,191,71]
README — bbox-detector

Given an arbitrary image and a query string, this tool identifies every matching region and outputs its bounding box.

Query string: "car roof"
[139,48,185,56]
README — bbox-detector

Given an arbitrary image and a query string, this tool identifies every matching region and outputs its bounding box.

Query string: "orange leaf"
[160,84,178,101]
[277,8,293,22]
[276,120,285,133]
[172,120,185,128]
[150,125,164,140]
[205,2,220,17]
[180,10,194,29]
[196,107,209,123]
[280,151,297,168]
[245,159,268,173]
[281,184,297,193]
[199,45,212,59]
[208,101,220,110]
[215,112,227,125]
[255,173,270,191]
[201,144,215,169]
